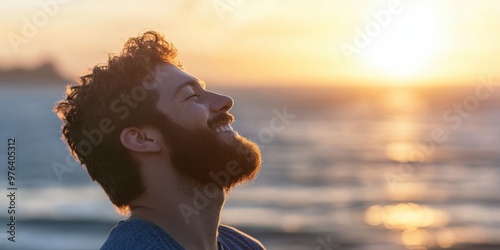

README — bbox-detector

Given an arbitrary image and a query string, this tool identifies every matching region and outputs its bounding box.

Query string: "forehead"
[152,63,203,96]
[154,63,195,90]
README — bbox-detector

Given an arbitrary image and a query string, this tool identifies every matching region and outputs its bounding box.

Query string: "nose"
[207,91,234,113]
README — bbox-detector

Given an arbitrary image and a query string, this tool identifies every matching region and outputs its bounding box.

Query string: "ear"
[120,127,162,153]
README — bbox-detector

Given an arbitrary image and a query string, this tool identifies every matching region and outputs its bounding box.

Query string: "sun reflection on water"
[385,142,416,163]
[382,89,425,164]
[365,203,449,229]
[371,89,451,249]
[365,203,453,249]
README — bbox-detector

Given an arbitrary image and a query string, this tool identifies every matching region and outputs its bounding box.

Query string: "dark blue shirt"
[101,219,266,250]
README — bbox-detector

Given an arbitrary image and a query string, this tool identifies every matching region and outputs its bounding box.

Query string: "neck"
[130,174,227,250]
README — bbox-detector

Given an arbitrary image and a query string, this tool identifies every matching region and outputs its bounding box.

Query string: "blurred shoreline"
[0,62,70,85]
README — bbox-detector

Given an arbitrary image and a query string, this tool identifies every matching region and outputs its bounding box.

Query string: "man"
[54,31,265,250]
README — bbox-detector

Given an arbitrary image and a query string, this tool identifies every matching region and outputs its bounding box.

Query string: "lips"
[208,114,236,134]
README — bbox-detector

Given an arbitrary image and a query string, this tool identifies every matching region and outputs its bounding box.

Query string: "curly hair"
[54,31,182,214]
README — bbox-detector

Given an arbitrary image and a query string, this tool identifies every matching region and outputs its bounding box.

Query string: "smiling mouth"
[215,124,234,133]
[209,113,237,134]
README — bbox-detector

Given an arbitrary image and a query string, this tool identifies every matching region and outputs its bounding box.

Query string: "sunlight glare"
[363,1,443,78]
[385,142,415,163]
[401,228,428,248]
[364,203,449,230]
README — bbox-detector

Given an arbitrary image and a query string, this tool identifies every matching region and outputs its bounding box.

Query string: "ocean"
[0,83,499,250]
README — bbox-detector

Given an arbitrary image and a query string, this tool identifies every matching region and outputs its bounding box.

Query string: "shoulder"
[218,224,266,250]
[100,219,184,250]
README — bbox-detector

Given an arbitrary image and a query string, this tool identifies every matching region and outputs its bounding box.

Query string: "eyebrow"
[173,79,206,96]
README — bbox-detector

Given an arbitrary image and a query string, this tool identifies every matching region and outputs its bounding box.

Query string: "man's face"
[151,63,261,189]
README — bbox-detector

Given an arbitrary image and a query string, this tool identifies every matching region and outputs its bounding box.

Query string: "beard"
[154,113,262,190]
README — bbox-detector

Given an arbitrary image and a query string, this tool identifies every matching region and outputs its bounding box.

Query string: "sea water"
[0,84,499,250]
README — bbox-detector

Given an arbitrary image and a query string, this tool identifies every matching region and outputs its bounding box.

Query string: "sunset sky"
[1,0,500,86]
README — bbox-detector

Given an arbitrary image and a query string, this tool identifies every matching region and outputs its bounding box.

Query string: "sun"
[362,1,444,78]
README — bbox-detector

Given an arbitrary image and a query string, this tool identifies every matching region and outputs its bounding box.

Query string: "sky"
[1,0,500,86]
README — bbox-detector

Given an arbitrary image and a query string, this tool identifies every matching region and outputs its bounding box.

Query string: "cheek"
[177,104,210,130]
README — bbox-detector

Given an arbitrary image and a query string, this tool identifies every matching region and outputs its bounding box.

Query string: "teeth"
[216,124,233,133]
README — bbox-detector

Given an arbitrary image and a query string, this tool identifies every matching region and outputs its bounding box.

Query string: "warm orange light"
[436,228,455,248]
[383,89,424,114]
[385,142,415,163]
[364,205,385,226]
[364,203,449,231]
[401,228,428,247]
[365,203,454,249]
[387,182,426,201]
[362,1,444,79]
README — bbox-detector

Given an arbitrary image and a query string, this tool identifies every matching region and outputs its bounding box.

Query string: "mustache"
[207,113,235,129]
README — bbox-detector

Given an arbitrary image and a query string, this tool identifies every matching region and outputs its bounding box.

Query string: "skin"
[120,63,236,250]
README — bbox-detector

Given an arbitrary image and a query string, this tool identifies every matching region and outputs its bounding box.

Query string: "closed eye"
[185,93,200,101]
